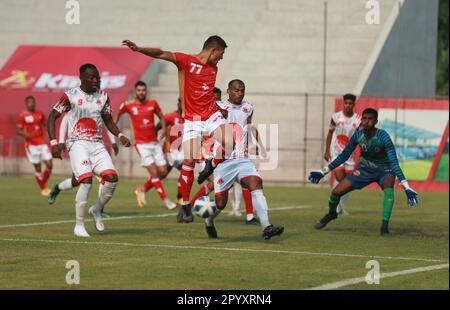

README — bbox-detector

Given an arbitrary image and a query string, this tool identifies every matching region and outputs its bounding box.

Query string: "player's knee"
[331,188,342,197]
[103,173,118,183]
[79,177,93,184]
[46,162,53,170]
[214,194,227,209]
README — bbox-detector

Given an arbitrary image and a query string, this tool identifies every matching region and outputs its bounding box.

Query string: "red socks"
[151,177,167,201]
[180,163,195,203]
[243,188,253,215]
[42,168,51,185]
[34,172,45,190]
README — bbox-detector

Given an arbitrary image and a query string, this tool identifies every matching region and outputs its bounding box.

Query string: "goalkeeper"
[308,108,419,235]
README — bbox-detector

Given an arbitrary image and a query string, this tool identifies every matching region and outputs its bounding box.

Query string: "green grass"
[400,159,433,181]
[0,176,448,289]
[434,153,449,182]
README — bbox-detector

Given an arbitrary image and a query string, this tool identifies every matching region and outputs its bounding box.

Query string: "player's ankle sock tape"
[328,194,340,214]
[382,188,394,221]
[75,183,92,222]
[251,189,270,229]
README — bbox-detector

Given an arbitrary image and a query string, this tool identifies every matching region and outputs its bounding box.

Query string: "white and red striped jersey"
[218,99,254,159]
[53,87,111,143]
[329,111,361,159]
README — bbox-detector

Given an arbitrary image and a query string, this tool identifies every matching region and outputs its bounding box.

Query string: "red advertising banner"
[334,98,449,192]
[0,45,153,155]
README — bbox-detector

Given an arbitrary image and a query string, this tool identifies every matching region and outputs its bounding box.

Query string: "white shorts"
[166,150,184,167]
[25,144,52,164]
[213,158,261,194]
[135,142,166,167]
[182,111,226,143]
[331,154,355,172]
[68,140,116,182]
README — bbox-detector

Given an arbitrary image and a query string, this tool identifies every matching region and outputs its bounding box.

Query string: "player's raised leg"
[177,133,201,223]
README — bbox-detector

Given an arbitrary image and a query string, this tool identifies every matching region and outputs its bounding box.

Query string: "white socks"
[92,181,117,213]
[251,189,270,230]
[58,178,73,191]
[229,183,243,211]
[75,183,92,225]
[339,193,349,209]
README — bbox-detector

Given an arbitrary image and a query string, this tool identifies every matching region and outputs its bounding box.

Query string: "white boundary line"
[307,263,449,290]
[0,205,310,229]
[0,238,446,263]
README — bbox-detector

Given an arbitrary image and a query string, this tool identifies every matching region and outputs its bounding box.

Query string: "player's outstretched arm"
[122,40,176,64]
[308,131,359,184]
[382,131,419,206]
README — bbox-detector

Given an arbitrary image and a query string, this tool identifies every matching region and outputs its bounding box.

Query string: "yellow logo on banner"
[0,70,35,88]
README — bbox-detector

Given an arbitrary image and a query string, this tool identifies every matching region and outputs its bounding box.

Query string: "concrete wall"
[361,0,439,98]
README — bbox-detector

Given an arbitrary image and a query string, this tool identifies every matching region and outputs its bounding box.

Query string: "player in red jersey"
[115,81,176,210]
[122,36,232,223]
[16,96,53,196]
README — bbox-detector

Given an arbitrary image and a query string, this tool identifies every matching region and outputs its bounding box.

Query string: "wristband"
[50,139,58,146]
[321,166,330,175]
[401,180,410,189]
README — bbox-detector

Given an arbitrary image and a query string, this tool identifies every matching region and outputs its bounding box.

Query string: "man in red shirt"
[16,96,53,196]
[115,81,176,210]
[122,36,231,223]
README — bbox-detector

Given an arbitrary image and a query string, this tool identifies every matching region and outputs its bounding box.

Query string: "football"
[193,196,216,218]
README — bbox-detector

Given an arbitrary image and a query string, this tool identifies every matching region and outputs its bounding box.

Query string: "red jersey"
[119,99,162,144]
[164,110,184,148]
[16,110,46,146]
[174,52,219,121]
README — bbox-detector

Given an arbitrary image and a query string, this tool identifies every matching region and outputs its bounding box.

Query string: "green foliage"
[437,0,449,96]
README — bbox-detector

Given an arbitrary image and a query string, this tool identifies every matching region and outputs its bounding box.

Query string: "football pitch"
[0,176,448,290]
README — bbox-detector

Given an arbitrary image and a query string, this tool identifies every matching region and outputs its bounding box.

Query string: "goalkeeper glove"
[401,180,419,207]
[308,166,330,184]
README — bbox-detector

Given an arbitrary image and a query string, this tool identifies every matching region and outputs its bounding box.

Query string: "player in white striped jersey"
[47,63,131,237]
[324,93,361,215]
[204,79,284,240]
[47,112,118,219]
